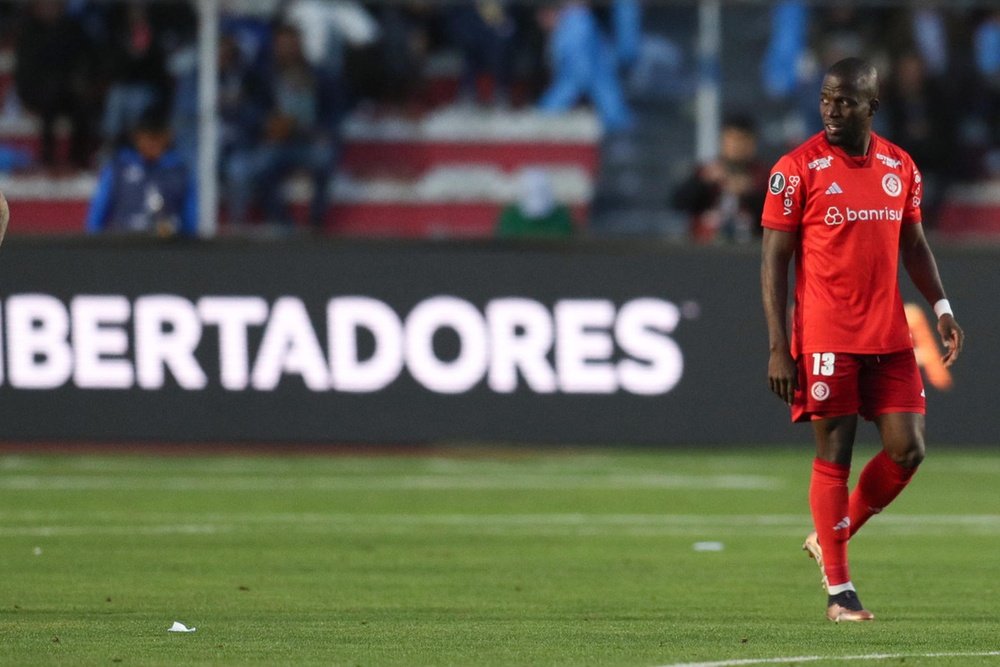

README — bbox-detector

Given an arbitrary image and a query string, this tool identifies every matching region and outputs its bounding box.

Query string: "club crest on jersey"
[882,173,903,197]
[811,381,831,401]
[808,156,834,171]
[768,172,786,195]
[876,153,902,169]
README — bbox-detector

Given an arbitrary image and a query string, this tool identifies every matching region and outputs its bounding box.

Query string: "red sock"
[810,458,851,587]
[848,450,917,538]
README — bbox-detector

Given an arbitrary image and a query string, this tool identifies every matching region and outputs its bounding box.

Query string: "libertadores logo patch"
[769,172,786,195]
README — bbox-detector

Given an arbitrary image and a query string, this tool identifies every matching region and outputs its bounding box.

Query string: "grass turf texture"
[1,446,999,666]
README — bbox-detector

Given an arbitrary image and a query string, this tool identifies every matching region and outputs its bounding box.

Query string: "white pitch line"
[4,514,1000,539]
[658,650,1000,667]
[0,524,224,537]
[0,473,781,492]
[3,512,999,528]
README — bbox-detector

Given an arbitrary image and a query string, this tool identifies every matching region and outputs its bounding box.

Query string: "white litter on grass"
[692,541,725,552]
[168,621,196,633]
[32,546,42,556]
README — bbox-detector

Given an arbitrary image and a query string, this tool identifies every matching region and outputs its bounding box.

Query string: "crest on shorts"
[810,381,831,401]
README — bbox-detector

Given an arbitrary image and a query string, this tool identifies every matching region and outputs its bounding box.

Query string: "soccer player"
[760,57,964,622]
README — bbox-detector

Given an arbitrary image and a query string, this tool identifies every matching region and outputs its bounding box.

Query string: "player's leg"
[809,414,874,621]
[849,351,927,538]
[810,414,857,587]
[849,411,924,537]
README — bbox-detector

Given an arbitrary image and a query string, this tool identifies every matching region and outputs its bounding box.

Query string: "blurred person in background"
[223,23,342,232]
[282,0,388,113]
[282,0,380,76]
[495,168,574,238]
[536,1,633,132]
[971,10,1000,177]
[672,115,768,244]
[87,107,197,238]
[172,33,263,179]
[220,0,279,72]
[13,0,100,171]
[363,3,434,110]
[444,2,517,107]
[881,51,957,220]
[761,0,809,100]
[610,0,641,74]
[100,2,172,148]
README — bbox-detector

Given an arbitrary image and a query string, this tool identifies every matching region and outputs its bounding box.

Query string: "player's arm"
[0,190,9,247]
[761,227,798,404]
[899,222,963,366]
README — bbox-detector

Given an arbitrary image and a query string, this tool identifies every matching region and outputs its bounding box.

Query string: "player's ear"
[869,98,880,115]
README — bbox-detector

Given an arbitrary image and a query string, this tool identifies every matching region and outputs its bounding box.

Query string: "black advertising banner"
[0,238,993,445]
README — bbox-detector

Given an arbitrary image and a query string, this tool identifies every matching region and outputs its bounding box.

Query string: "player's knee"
[888,439,925,469]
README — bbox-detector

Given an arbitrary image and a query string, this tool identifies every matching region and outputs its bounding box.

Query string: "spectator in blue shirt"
[537,1,633,132]
[224,23,342,232]
[86,108,198,238]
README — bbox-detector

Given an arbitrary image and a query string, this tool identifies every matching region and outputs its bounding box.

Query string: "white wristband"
[933,299,953,318]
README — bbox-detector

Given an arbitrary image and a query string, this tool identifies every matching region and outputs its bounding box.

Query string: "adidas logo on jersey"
[825,182,843,195]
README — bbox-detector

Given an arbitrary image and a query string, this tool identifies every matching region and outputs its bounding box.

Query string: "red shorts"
[791,350,926,423]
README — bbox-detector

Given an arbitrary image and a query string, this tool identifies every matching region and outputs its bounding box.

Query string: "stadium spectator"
[171,33,263,178]
[761,1,810,101]
[496,168,574,238]
[86,107,197,238]
[0,144,32,173]
[611,0,642,73]
[13,0,100,171]
[536,1,633,132]
[220,0,278,72]
[100,2,172,147]
[282,0,380,74]
[881,51,957,219]
[359,4,432,109]
[444,3,517,107]
[223,23,342,232]
[971,10,1000,176]
[761,58,963,623]
[672,115,768,243]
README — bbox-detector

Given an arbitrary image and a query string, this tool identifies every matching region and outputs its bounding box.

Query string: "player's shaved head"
[826,57,879,100]
[820,57,880,155]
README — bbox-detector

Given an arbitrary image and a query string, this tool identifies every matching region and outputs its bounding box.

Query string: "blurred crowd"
[0,0,642,235]
[0,0,640,167]
[0,1,996,239]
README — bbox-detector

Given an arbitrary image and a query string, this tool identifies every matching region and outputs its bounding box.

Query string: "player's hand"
[768,349,798,405]
[0,189,9,248]
[938,314,963,367]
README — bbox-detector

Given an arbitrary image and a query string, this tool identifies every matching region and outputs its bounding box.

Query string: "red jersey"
[761,131,923,356]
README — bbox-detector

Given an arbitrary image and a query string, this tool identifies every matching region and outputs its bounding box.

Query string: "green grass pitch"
[1,445,999,666]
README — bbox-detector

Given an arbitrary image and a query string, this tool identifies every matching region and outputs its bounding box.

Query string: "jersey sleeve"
[903,160,923,224]
[760,154,804,232]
